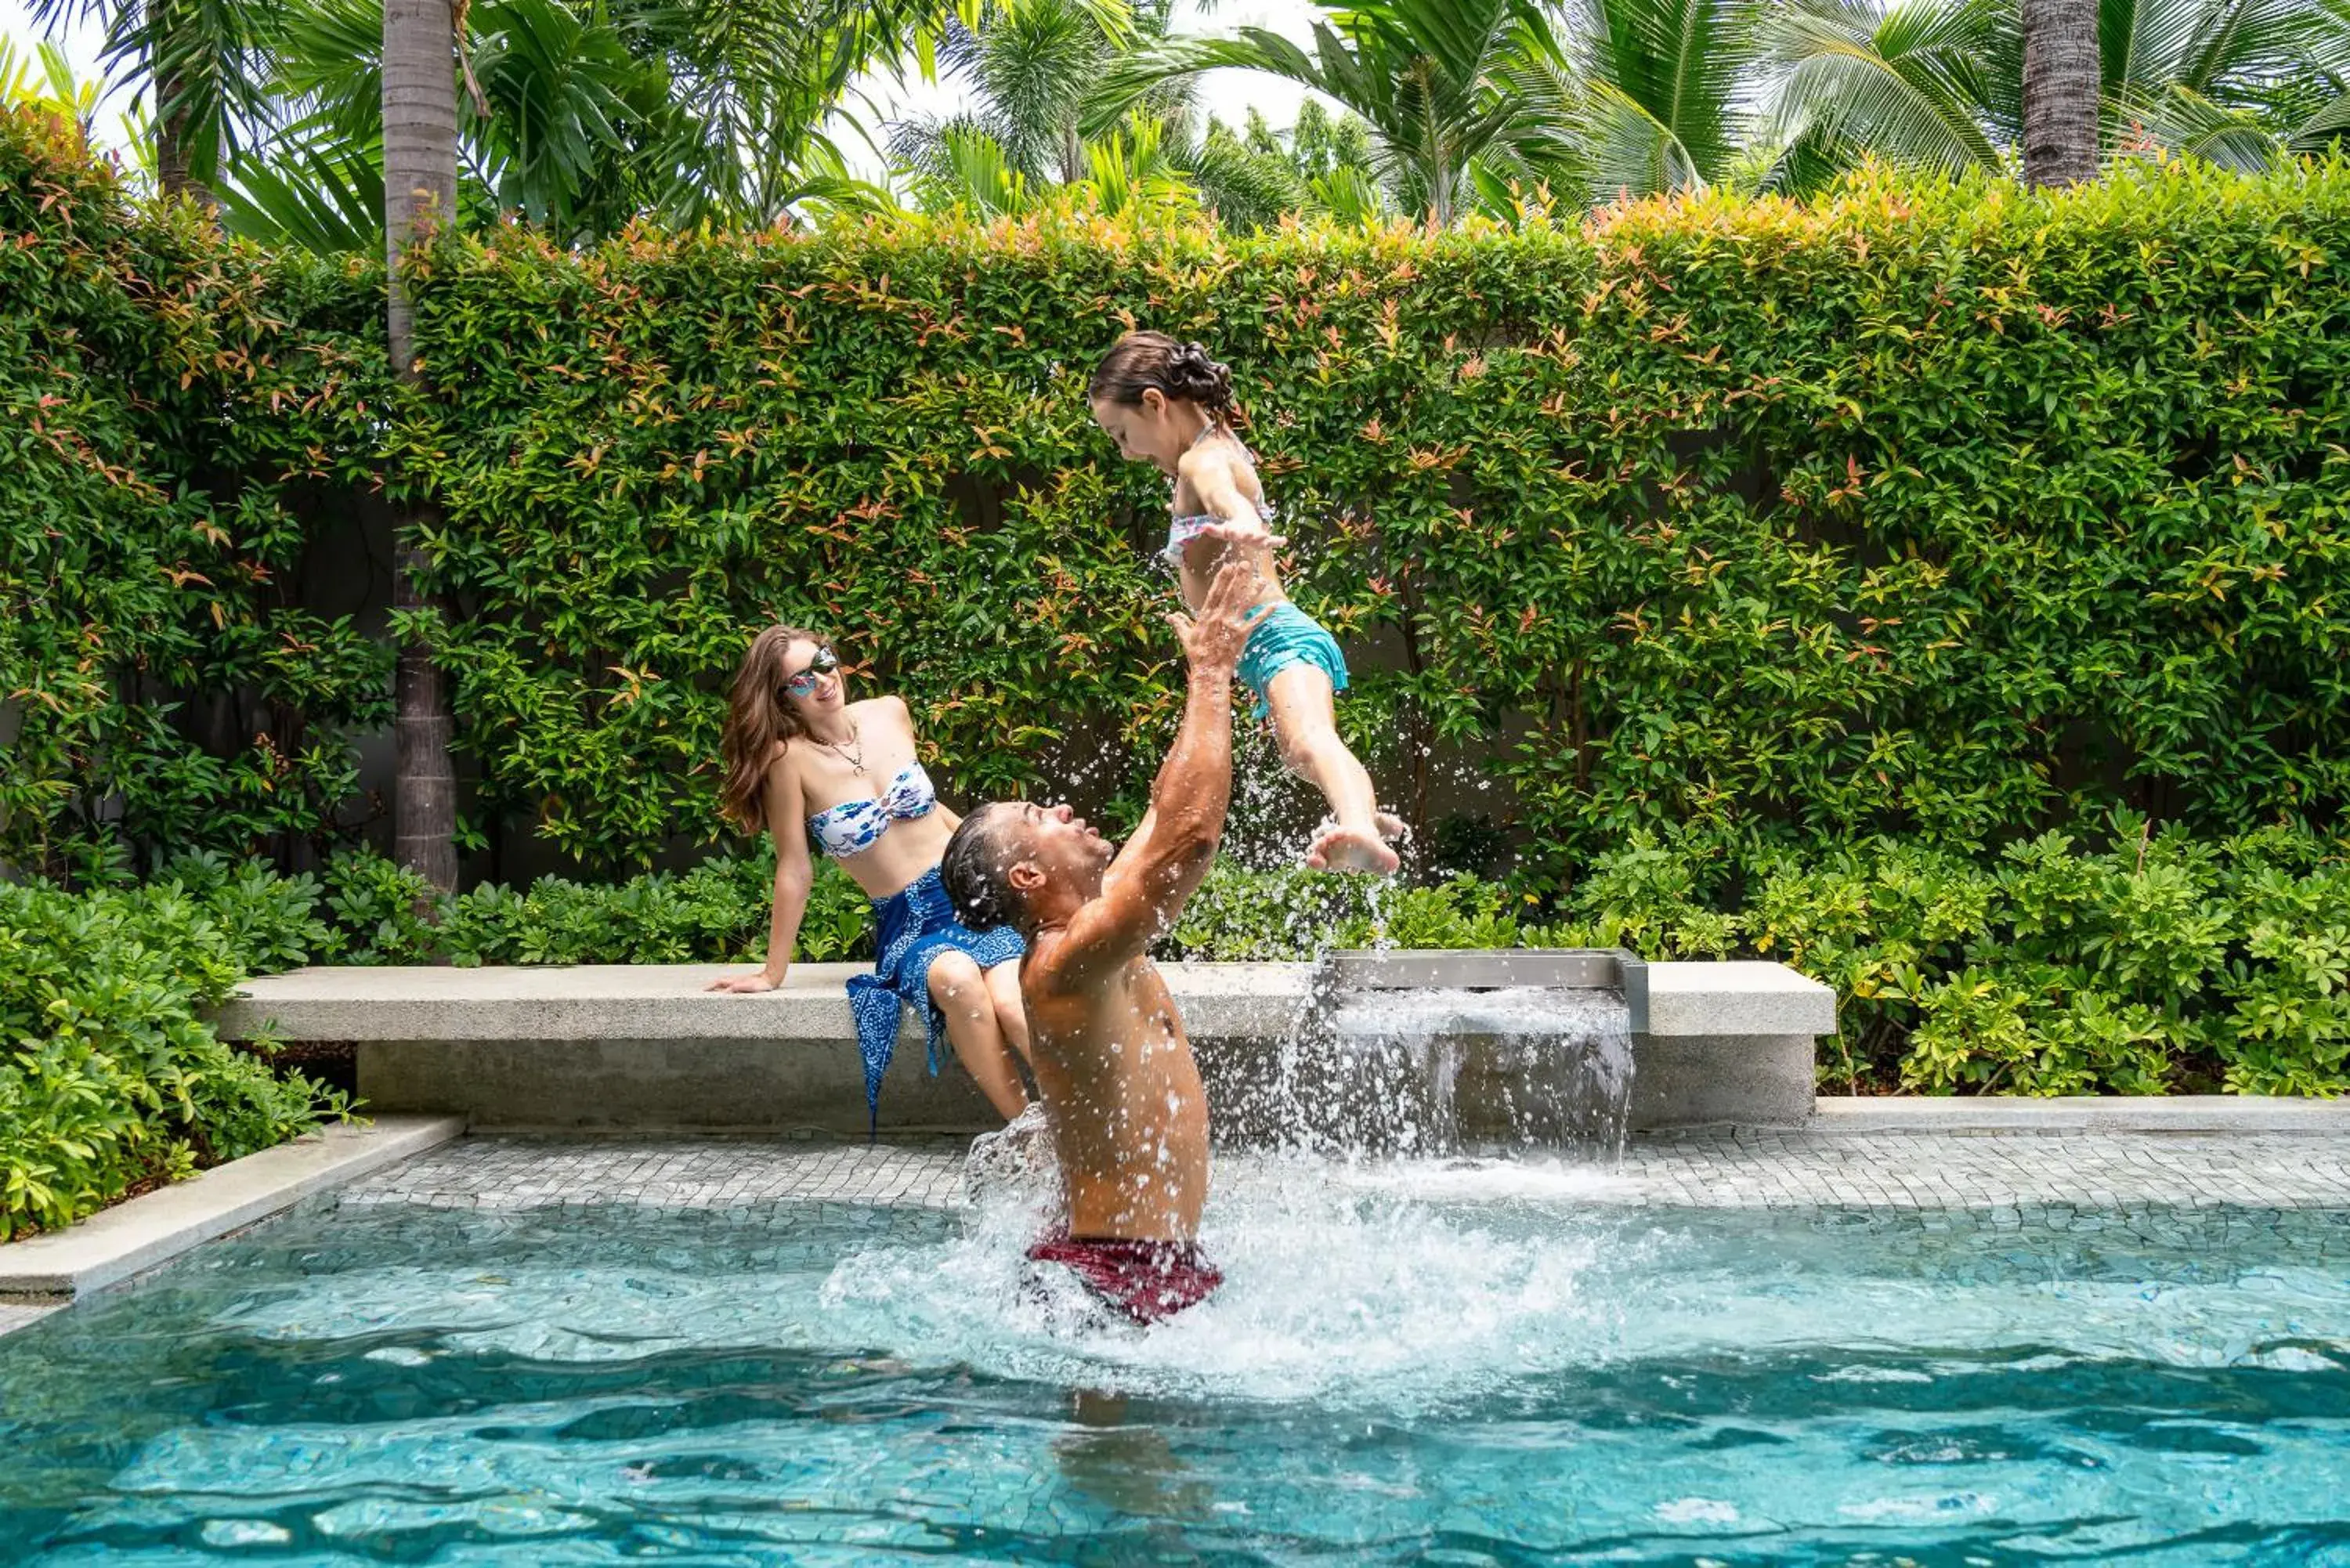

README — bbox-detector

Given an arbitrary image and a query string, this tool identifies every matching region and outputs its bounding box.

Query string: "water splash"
[1217,978,1635,1160]
[825,1154,1635,1411]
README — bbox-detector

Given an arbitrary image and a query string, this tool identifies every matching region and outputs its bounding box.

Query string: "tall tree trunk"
[2022,0,2101,186]
[150,39,212,209]
[384,0,461,891]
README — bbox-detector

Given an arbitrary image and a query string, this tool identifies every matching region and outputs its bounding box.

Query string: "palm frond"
[1572,0,1759,186]
[2118,78,2286,166]
[1766,0,2003,174]
[215,143,385,251]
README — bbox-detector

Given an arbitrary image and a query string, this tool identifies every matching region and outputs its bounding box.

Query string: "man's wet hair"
[942,803,1021,932]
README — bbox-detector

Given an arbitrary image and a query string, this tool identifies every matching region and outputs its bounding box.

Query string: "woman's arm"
[709,753,812,992]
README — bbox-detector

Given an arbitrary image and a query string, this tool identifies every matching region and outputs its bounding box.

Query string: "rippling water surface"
[4,1158,2349,1564]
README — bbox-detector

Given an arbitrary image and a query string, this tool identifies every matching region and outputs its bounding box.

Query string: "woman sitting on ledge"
[711,626,1033,1126]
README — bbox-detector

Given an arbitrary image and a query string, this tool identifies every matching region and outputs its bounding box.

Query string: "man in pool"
[940,561,1269,1327]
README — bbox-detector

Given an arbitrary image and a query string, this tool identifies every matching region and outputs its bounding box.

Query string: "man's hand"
[1169,561,1271,675]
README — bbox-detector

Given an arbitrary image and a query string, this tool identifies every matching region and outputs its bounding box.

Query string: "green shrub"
[307,847,873,967]
[0,860,349,1241]
[402,159,2350,879]
[0,106,392,880]
[10,102,2347,889]
[1155,820,2350,1097]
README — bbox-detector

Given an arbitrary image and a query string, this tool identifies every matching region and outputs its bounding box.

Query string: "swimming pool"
[3,1158,2348,1563]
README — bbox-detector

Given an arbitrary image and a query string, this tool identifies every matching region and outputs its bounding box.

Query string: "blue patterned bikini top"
[807,764,935,859]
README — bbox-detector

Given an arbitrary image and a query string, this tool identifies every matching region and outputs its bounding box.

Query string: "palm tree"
[2102,0,2350,165]
[380,0,461,890]
[27,0,280,201]
[891,0,1314,226]
[1763,0,2005,186]
[1088,0,1574,226]
[1764,0,2350,184]
[2020,0,2100,182]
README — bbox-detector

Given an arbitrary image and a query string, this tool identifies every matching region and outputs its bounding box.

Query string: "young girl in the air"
[1089,331,1402,874]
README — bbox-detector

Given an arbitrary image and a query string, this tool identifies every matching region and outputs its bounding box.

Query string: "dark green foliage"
[1170,821,2350,1097]
[0,106,393,880]
[397,160,2350,880]
[0,858,349,1240]
[9,108,2346,891]
[307,848,873,967]
[1574,817,2350,1097]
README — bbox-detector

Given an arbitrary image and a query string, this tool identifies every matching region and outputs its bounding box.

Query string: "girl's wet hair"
[1089,331,1234,417]
[717,623,829,833]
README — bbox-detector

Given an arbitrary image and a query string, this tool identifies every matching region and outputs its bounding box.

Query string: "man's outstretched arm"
[1048,562,1265,986]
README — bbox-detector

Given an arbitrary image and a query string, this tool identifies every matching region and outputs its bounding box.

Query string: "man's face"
[1007,800,1115,905]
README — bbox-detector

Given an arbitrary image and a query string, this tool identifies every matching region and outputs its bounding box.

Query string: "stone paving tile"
[336,1127,2350,1213]
[0,1300,61,1339]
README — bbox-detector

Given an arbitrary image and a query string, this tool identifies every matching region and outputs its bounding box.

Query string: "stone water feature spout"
[1231,948,1649,1158]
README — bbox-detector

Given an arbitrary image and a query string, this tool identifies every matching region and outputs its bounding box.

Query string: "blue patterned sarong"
[845,866,1025,1133]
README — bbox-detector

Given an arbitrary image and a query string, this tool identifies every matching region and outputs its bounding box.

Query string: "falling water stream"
[1217,974,1636,1160]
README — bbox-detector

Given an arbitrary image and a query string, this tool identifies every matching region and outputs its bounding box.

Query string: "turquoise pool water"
[3,1160,2348,1564]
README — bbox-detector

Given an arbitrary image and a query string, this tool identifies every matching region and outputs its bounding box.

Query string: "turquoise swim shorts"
[1235,601,1350,719]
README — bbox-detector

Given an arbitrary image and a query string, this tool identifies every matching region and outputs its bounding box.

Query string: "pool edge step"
[1808,1095,2350,1133]
[0,1115,465,1303]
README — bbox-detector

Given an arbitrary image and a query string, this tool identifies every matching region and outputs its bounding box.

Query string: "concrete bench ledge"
[212,959,1835,1135]
[215,959,1833,1042]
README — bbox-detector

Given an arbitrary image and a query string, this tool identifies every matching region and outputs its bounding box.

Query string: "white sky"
[0,0,1328,186]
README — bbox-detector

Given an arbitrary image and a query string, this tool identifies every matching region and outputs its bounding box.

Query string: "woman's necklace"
[819,722,866,777]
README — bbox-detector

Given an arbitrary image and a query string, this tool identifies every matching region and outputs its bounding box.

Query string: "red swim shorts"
[1025,1229,1224,1325]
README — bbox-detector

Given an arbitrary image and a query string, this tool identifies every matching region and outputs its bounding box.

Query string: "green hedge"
[5,107,2347,885]
[401,159,2350,876]
[0,106,392,881]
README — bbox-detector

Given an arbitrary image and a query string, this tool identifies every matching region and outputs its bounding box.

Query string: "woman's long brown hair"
[718,623,826,833]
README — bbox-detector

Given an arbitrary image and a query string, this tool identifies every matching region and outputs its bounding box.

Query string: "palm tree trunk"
[154,88,201,204]
[149,31,212,209]
[2021,0,2101,186]
[383,0,461,891]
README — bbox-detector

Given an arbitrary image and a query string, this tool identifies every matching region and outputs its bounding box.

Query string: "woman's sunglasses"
[782,647,840,701]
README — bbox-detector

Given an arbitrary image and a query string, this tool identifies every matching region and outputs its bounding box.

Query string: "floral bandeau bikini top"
[807,763,936,860]
[1159,423,1274,570]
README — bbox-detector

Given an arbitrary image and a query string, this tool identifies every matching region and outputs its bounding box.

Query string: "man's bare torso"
[1022,948,1209,1242]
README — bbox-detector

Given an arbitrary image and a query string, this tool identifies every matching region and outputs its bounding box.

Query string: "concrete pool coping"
[8,1106,2350,1341]
[0,1115,464,1303]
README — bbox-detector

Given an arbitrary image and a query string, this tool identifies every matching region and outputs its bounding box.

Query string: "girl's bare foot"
[1374,811,1409,844]
[1307,821,1402,875]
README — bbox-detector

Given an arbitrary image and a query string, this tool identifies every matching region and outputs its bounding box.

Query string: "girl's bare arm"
[1178,450,1285,549]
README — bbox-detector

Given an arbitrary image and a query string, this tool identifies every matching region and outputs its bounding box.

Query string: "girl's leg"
[983,959,1035,1066]
[927,951,1031,1120]
[1263,664,1401,875]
